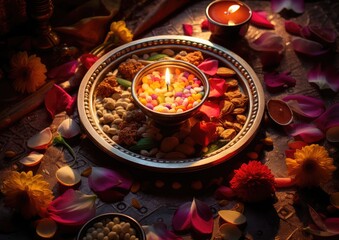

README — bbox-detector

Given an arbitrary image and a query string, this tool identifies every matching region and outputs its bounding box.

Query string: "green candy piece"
[117,77,132,87]
[147,54,169,61]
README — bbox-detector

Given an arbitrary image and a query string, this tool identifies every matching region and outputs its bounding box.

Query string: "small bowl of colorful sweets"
[77,213,146,240]
[131,59,210,126]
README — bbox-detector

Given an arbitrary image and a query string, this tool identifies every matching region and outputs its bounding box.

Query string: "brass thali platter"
[77,35,265,172]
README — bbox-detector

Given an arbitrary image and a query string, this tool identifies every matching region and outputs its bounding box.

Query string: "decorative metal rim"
[77,35,265,172]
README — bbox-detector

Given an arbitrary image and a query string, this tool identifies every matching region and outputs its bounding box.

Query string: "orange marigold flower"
[9,51,47,93]
[0,171,54,219]
[230,160,276,202]
[286,144,336,187]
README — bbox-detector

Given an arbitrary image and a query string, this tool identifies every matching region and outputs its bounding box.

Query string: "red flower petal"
[214,186,235,200]
[208,78,227,97]
[44,84,76,118]
[146,222,183,240]
[172,199,213,235]
[282,94,325,118]
[88,167,133,202]
[264,71,296,93]
[189,121,218,147]
[183,24,193,36]
[79,53,99,70]
[314,103,339,131]
[302,25,337,45]
[47,60,79,79]
[250,11,275,29]
[285,123,324,143]
[47,189,96,226]
[284,20,302,36]
[308,64,339,92]
[287,140,307,150]
[198,59,218,76]
[199,101,220,119]
[324,218,339,234]
[291,36,329,57]
[201,19,210,31]
[271,0,305,14]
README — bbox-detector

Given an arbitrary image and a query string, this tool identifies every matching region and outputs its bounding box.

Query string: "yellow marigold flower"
[9,51,47,93]
[105,20,133,44]
[286,144,336,187]
[0,171,54,219]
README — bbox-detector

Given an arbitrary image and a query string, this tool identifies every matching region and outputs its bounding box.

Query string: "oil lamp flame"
[224,4,240,15]
[165,68,170,91]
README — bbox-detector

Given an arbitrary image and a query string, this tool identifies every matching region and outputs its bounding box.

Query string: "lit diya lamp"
[131,60,210,126]
[266,99,293,126]
[206,0,252,38]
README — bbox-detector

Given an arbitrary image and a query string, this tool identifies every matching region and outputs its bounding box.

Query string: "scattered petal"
[303,25,337,45]
[303,226,339,237]
[264,72,296,93]
[287,140,307,150]
[47,60,79,79]
[218,210,246,225]
[201,19,210,31]
[189,121,218,147]
[57,118,81,139]
[79,53,99,70]
[249,32,285,67]
[88,167,133,202]
[324,218,339,234]
[219,223,242,240]
[208,78,227,97]
[183,24,193,36]
[271,0,305,14]
[284,20,302,36]
[285,123,324,143]
[314,103,339,131]
[199,101,220,119]
[282,95,325,118]
[308,205,327,231]
[56,165,81,187]
[291,36,329,57]
[47,189,96,226]
[44,84,77,118]
[19,151,44,166]
[172,198,214,235]
[307,64,339,92]
[36,218,57,239]
[27,127,53,150]
[250,11,275,29]
[198,59,218,76]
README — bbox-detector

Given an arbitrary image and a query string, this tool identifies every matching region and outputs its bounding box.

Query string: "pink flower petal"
[199,101,220,118]
[308,205,327,231]
[208,78,227,97]
[291,36,329,57]
[198,59,218,76]
[250,11,275,29]
[47,60,79,79]
[172,199,213,235]
[271,0,305,14]
[314,103,339,131]
[88,167,133,202]
[302,25,337,45]
[27,127,53,150]
[324,218,339,234]
[284,20,302,36]
[282,94,325,118]
[308,64,339,92]
[189,121,218,147]
[44,84,76,118]
[264,71,296,93]
[201,19,209,31]
[183,24,193,36]
[249,32,285,67]
[47,189,96,226]
[285,123,324,143]
[79,53,99,70]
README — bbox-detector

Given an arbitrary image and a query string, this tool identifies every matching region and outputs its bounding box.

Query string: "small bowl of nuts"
[77,213,146,240]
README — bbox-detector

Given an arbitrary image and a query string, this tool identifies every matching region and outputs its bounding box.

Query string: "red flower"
[230,161,275,202]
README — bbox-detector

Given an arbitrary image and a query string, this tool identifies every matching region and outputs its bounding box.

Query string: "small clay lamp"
[266,99,293,126]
